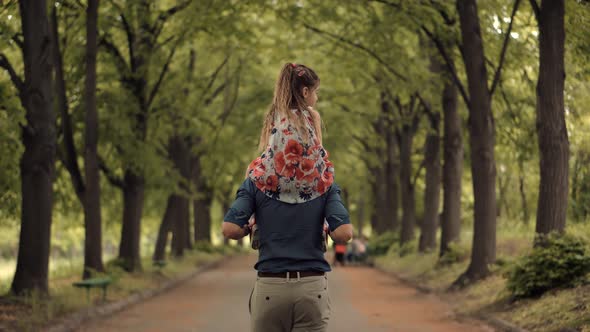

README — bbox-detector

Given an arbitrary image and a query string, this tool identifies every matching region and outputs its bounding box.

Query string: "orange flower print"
[265,175,279,192]
[303,169,320,183]
[274,151,286,174]
[316,178,326,194]
[300,158,315,174]
[252,167,265,178]
[274,151,296,178]
[285,139,303,164]
[246,108,335,203]
[321,170,334,183]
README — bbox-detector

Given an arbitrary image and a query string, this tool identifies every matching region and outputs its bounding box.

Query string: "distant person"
[333,241,347,266]
[347,238,367,264]
[222,63,353,332]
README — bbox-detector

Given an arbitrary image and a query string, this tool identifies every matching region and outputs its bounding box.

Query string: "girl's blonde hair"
[258,63,322,151]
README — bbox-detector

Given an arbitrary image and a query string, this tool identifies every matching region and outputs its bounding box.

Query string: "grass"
[372,221,590,332]
[0,245,244,332]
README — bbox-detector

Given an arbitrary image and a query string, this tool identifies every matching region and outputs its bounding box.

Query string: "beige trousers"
[249,274,331,332]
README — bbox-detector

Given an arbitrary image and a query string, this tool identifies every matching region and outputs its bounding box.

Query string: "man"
[223,179,352,332]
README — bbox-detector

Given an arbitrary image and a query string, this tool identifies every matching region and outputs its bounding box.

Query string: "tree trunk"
[194,195,212,242]
[357,187,366,237]
[375,166,390,234]
[221,201,234,246]
[455,0,497,284]
[399,127,416,246]
[51,6,85,206]
[370,94,399,235]
[519,163,529,224]
[172,195,189,257]
[192,156,212,242]
[439,74,463,257]
[386,129,400,231]
[534,0,569,238]
[369,166,382,234]
[82,0,104,279]
[185,203,193,250]
[169,136,190,257]
[153,195,174,261]
[118,171,145,272]
[11,0,56,296]
[382,93,399,232]
[497,173,509,218]
[420,113,441,252]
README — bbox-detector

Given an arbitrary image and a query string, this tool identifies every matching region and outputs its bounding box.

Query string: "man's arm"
[325,183,353,243]
[222,222,250,240]
[330,224,353,243]
[222,180,255,240]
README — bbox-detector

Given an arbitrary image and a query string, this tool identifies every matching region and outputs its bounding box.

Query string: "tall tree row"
[99,1,191,271]
[0,0,584,297]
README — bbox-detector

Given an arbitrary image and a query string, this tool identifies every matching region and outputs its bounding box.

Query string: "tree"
[395,94,421,246]
[99,0,190,271]
[440,77,462,256]
[368,92,400,234]
[48,0,104,278]
[529,0,569,238]
[3,0,56,295]
[367,0,464,255]
[419,107,441,252]
[436,40,463,257]
[452,0,520,284]
[82,0,104,279]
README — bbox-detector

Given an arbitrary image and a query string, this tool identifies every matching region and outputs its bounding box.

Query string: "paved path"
[77,255,493,332]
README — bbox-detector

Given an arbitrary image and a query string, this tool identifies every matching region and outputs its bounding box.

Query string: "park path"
[76,255,494,332]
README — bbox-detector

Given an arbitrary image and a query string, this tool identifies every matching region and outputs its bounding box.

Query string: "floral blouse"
[247,108,335,204]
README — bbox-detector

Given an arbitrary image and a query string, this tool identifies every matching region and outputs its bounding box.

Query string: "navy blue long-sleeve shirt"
[223,179,350,273]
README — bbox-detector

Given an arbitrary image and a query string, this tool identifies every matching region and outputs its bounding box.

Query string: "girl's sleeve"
[324,183,351,232]
[223,179,256,227]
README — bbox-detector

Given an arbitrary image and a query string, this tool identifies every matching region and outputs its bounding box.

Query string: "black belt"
[257,271,325,278]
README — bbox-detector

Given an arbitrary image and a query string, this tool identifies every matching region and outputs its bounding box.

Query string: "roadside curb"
[44,255,233,332]
[372,264,529,332]
[469,313,530,332]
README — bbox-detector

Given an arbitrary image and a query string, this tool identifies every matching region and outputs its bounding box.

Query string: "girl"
[222,63,352,332]
[246,62,334,203]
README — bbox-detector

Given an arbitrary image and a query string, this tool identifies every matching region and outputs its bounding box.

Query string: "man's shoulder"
[239,178,258,194]
[328,183,341,194]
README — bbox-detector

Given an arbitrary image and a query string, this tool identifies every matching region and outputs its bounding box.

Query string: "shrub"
[505,233,590,298]
[367,232,399,256]
[438,242,470,266]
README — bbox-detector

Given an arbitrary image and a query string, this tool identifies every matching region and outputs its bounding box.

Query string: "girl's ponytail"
[273,63,296,115]
[258,63,320,151]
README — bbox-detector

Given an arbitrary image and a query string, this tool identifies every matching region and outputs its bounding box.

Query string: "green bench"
[153,260,167,269]
[72,277,112,303]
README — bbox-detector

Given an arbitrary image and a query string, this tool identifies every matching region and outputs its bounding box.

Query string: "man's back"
[224,179,350,272]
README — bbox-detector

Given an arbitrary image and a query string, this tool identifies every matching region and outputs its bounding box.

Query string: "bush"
[438,242,470,266]
[367,232,399,256]
[505,233,590,298]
